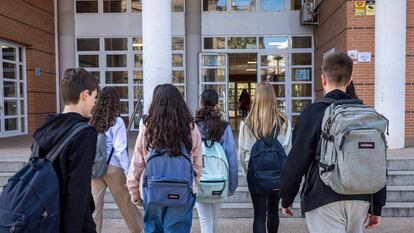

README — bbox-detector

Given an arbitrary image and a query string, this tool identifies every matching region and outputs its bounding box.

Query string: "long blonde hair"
[245,82,288,138]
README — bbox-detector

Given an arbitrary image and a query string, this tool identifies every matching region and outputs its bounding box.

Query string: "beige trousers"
[92,165,144,233]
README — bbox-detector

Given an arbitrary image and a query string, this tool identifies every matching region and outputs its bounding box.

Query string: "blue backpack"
[0,123,90,233]
[143,149,194,207]
[247,127,286,193]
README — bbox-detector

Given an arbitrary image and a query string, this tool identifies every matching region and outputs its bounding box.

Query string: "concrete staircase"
[1,157,414,218]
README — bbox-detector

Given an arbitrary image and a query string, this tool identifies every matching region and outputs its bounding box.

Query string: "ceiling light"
[247,61,257,64]
[246,69,256,72]
[133,43,143,47]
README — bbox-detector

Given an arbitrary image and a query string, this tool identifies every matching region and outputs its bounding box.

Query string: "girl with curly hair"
[90,87,143,233]
[127,84,202,233]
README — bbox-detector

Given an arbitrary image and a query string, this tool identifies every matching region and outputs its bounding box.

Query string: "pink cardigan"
[126,124,202,204]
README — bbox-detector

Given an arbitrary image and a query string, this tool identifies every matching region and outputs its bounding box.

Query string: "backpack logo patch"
[358,142,375,149]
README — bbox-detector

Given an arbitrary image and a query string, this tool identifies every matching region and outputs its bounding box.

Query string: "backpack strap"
[107,147,115,164]
[45,123,92,163]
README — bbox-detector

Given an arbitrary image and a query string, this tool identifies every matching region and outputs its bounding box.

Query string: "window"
[292,36,312,48]
[259,37,289,49]
[131,0,142,12]
[172,37,186,97]
[77,38,100,51]
[76,0,98,13]
[104,0,127,13]
[204,37,226,50]
[291,0,303,10]
[172,0,184,12]
[203,0,227,11]
[105,38,128,51]
[261,0,285,11]
[292,53,312,65]
[231,0,256,11]
[227,37,257,49]
[79,55,99,68]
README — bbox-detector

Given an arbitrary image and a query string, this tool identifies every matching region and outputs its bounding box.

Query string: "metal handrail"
[127,94,143,132]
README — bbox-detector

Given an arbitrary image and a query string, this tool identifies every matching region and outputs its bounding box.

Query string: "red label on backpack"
[358,142,375,149]
[167,194,180,199]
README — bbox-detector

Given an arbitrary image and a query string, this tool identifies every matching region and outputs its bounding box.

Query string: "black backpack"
[247,127,287,193]
[0,123,90,233]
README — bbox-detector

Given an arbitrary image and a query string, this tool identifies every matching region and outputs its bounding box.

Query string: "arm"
[221,125,238,196]
[370,186,386,216]
[127,126,146,204]
[238,121,248,175]
[191,125,203,183]
[281,120,292,154]
[62,127,97,233]
[111,117,130,175]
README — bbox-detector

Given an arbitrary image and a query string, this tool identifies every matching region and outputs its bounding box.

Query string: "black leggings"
[250,192,280,233]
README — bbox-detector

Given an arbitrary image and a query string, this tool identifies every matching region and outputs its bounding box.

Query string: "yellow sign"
[355,1,366,16]
[366,1,375,16]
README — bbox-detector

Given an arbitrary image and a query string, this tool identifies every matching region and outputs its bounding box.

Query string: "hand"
[364,214,381,229]
[282,206,294,217]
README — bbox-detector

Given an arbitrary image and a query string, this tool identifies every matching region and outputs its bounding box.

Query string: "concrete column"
[185,0,202,114]
[58,0,76,112]
[375,0,406,149]
[142,0,172,113]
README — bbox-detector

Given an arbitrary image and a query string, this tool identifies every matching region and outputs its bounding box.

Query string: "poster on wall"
[295,69,311,81]
[348,50,359,64]
[366,0,375,16]
[355,1,366,16]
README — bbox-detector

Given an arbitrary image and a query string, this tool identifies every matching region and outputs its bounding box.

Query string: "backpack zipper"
[339,128,387,151]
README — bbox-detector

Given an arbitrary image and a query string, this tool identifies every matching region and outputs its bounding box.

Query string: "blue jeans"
[143,194,195,233]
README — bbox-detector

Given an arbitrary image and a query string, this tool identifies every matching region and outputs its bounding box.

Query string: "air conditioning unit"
[300,2,318,25]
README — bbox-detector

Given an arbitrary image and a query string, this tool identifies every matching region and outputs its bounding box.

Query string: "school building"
[0,0,412,149]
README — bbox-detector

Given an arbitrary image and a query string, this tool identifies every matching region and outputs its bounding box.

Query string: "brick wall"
[0,0,56,135]
[407,0,414,143]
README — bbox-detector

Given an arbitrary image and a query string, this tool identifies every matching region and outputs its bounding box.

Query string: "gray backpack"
[318,98,388,195]
[92,133,114,178]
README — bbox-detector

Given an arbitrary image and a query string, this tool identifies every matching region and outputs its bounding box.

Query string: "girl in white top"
[238,82,292,233]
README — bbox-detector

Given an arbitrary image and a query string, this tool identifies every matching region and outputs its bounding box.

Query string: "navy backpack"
[0,123,90,233]
[143,149,194,207]
[247,127,287,193]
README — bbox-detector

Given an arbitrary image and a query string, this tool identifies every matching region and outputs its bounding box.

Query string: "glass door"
[199,53,229,120]
[257,52,290,118]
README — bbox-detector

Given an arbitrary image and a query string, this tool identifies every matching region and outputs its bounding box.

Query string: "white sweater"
[238,120,292,175]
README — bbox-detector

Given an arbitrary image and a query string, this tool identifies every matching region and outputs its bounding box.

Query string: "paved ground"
[101,218,414,233]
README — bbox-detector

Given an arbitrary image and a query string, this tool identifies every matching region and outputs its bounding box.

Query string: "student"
[239,89,251,117]
[280,52,386,233]
[238,82,292,233]
[90,87,144,233]
[32,68,99,233]
[194,89,238,233]
[127,84,202,233]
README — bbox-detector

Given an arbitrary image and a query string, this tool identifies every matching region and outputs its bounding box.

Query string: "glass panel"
[132,38,143,51]
[291,0,302,10]
[292,37,312,48]
[292,68,312,81]
[172,37,185,50]
[20,100,24,114]
[4,101,18,116]
[134,54,143,67]
[292,99,312,113]
[19,65,23,80]
[20,82,24,97]
[120,101,129,115]
[261,68,285,82]
[259,37,289,49]
[105,38,127,51]
[90,71,100,83]
[5,118,17,131]
[172,0,184,12]
[203,0,226,11]
[21,118,25,133]
[113,86,129,99]
[2,47,16,61]
[131,0,142,12]
[201,69,225,82]
[3,81,17,97]
[106,55,127,67]
[202,55,225,66]
[227,37,257,49]
[261,55,285,67]
[292,84,312,97]
[19,47,23,62]
[261,0,285,11]
[172,70,185,84]
[134,86,143,99]
[76,1,98,13]
[79,55,99,67]
[202,84,226,98]
[172,54,184,67]
[231,0,256,11]
[175,85,185,97]
[277,99,286,112]
[272,84,285,97]
[204,37,225,50]
[3,62,16,79]
[77,38,100,51]
[133,71,143,84]
[104,0,127,13]
[105,71,128,84]
[292,53,312,65]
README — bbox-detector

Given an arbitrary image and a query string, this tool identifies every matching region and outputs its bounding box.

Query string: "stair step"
[387,171,414,186]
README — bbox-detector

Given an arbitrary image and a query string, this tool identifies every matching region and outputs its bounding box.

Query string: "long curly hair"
[90,87,121,133]
[145,84,194,155]
[195,89,227,141]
